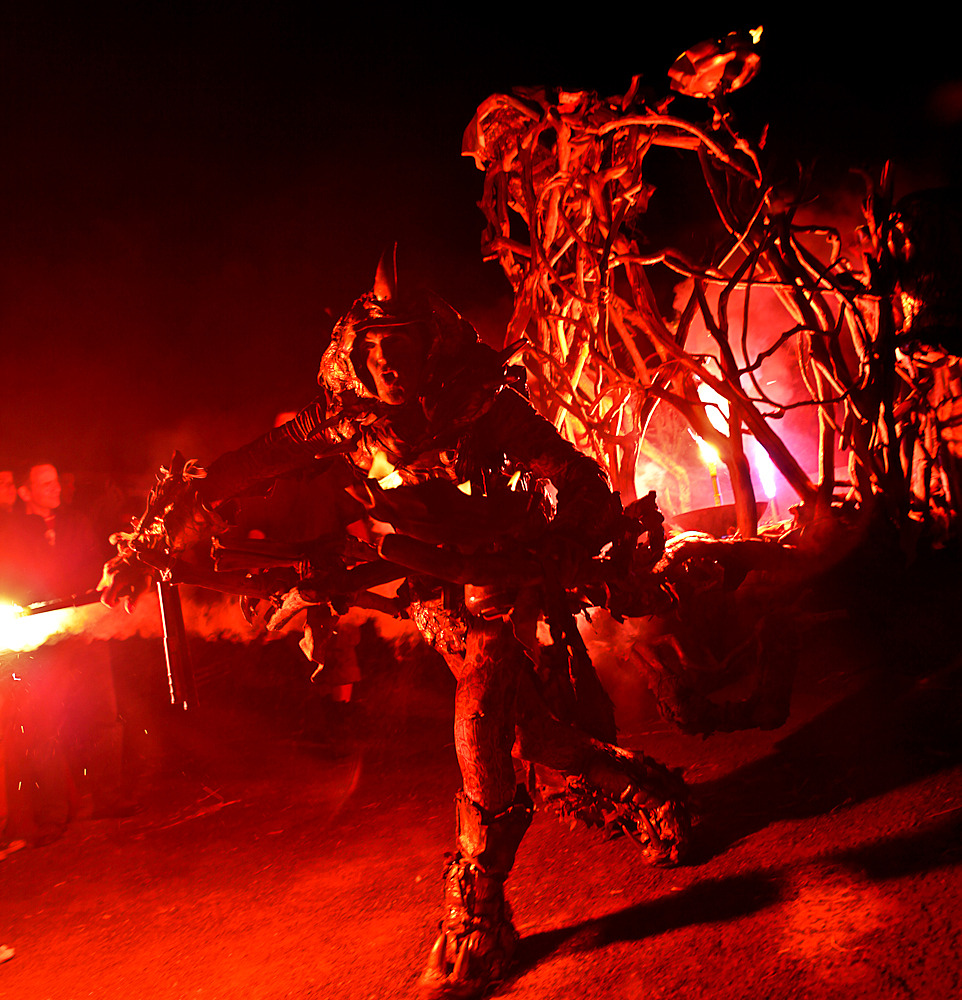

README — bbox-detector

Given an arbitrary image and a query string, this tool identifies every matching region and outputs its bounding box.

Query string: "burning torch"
[2,584,197,710]
[693,380,731,507]
[689,430,722,507]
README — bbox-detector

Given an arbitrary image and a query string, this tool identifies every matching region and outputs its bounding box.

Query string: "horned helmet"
[318,246,483,408]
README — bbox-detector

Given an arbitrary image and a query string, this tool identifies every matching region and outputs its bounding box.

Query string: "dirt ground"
[2,585,961,1000]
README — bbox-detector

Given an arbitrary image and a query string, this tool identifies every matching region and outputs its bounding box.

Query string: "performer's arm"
[480,387,618,552]
[200,398,332,505]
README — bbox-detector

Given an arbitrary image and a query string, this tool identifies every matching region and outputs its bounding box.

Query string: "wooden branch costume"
[100,251,689,999]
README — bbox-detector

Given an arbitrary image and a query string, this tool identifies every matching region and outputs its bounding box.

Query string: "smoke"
[0,578,440,701]
[634,459,679,514]
[579,611,669,731]
[2,586,286,655]
[534,610,664,732]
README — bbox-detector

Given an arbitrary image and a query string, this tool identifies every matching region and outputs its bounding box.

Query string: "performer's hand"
[97,555,154,612]
[264,586,327,632]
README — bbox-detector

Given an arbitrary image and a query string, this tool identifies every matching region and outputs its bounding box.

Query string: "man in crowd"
[2,463,127,846]
[16,463,101,597]
[0,467,20,845]
[0,467,29,601]
[0,470,15,515]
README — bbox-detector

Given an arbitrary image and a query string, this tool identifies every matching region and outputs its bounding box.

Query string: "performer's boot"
[419,786,533,999]
[544,745,691,867]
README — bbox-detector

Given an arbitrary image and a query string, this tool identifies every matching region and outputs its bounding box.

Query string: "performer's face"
[363,328,425,405]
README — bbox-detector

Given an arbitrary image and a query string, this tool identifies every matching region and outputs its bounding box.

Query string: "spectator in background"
[2,463,129,848]
[0,468,24,599]
[16,462,104,600]
[0,468,19,845]
[0,470,15,514]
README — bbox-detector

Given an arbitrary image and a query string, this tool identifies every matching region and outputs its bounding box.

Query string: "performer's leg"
[513,667,690,867]
[419,787,533,999]
[420,618,532,999]
[443,616,688,867]
[453,618,522,814]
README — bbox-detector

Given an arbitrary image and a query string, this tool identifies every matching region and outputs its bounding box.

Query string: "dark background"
[2,5,959,474]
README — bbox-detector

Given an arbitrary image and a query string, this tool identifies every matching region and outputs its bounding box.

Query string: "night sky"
[2,6,958,475]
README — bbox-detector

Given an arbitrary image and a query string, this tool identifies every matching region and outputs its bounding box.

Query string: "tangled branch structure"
[464,30,962,544]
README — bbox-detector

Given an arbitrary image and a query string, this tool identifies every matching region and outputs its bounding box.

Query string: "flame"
[688,428,719,470]
[749,437,778,500]
[692,379,780,502]
[0,601,107,653]
[696,381,730,435]
[688,428,722,506]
